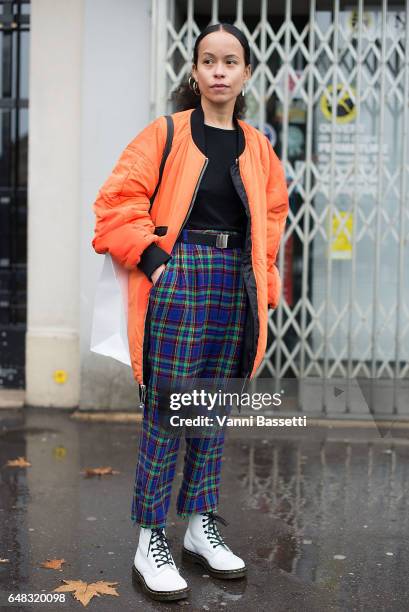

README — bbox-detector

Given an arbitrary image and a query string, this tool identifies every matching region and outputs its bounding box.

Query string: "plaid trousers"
[131,230,248,528]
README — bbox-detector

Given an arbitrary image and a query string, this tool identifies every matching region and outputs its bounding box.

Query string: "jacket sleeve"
[91,116,171,275]
[265,139,289,309]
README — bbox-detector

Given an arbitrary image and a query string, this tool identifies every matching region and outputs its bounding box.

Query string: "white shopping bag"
[90,254,131,366]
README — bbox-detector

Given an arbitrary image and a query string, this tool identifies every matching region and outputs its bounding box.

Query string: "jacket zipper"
[139,381,147,410]
[175,157,209,243]
[238,372,250,413]
[139,303,148,409]
[139,157,209,409]
[231,158,258,382]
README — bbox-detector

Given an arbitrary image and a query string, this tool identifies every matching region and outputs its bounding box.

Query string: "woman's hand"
[151,263,166,286]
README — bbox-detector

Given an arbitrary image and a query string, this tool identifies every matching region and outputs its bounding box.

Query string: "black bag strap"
[149,114,174,210]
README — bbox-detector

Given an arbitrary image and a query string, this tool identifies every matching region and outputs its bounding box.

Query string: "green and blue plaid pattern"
[131,233,248,528]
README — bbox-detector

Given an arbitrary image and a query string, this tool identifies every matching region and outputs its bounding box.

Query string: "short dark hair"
[169,22,251,119]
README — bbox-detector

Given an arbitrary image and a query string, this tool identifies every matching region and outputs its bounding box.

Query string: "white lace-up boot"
[132,527,190,601]
[182,511,246,579]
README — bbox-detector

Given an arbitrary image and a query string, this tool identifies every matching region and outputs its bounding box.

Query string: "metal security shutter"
[151,1,409,415]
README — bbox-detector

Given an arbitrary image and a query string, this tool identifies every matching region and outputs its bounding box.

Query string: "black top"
[184,123,248,233]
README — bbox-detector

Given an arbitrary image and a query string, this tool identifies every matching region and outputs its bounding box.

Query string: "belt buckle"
[216,233,229,248]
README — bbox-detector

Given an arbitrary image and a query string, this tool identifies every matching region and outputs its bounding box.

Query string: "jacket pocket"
[151,258,172,291]
[154,226,168,236]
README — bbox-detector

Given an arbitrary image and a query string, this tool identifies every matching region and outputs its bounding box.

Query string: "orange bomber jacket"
[92,103,289,398]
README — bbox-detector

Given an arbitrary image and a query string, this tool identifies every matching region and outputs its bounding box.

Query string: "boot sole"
[182,546,247,579]
[131,564,190,602]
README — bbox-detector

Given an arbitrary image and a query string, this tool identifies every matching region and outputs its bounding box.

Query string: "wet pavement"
[1,406,409,611]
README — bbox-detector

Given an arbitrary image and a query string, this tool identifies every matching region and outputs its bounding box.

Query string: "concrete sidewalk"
[1,406,408,611]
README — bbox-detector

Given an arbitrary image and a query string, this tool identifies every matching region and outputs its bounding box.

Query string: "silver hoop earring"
[188,75,200,96]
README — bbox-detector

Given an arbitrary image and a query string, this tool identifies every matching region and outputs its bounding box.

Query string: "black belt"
[176,228,245,249]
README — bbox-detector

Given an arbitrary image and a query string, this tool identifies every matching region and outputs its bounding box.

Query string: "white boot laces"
[201,512,230,550]
[147,528,176,569]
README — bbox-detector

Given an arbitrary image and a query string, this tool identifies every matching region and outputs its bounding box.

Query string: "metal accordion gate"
[150,1,409,417]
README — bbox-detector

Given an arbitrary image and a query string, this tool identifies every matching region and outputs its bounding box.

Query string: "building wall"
[26,0,84,407]
[80,0,152,409]
[26,0,152,409]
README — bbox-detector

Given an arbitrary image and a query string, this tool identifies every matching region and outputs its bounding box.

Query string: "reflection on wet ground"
[1,406,408,611]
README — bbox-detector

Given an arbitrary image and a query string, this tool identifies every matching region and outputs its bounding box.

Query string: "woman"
[92,22,288,602]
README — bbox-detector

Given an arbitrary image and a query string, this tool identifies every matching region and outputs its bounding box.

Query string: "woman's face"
[192,31,251,109]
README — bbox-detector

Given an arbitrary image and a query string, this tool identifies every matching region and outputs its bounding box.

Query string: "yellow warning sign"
[348,10,373,33]
[330,212,353,260]
[320,84,356,124]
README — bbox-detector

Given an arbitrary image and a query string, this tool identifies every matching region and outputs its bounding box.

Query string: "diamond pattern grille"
[151,1,409,414]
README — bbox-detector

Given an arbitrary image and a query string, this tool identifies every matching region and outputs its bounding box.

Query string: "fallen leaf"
[53,579,119,607]
[40,558,66,570]
[5,456,32,468]
[81,467,120,477]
